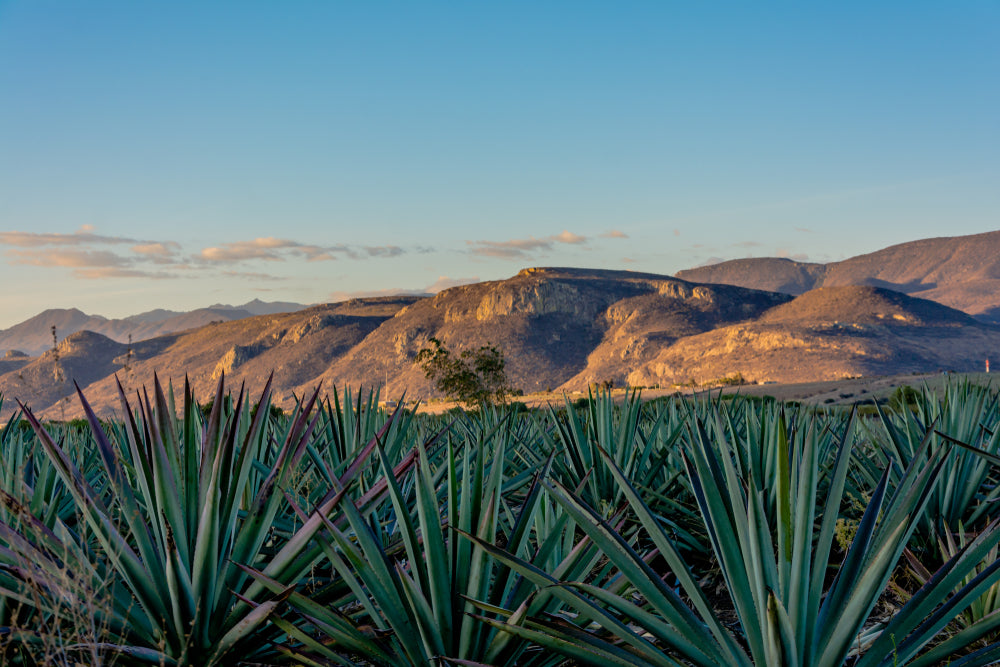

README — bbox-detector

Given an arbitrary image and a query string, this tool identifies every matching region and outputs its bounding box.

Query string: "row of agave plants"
[0,376,1000,665]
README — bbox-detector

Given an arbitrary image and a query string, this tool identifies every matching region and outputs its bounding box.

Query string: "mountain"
[124,309,186,325]
[207,299,308,316]
[0,300,307,356]
[5,330,129,416]
[0,269,796,419]
[676,258,825,295]
[0,309,110,358]
[308,267,791,397]
[0,296,421,419]
[675,230,1000,322]
[627,285,997,388]
[3,238,1000,420]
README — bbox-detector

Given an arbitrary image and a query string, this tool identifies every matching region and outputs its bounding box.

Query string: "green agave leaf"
[906,607,1000,667]
[562,582,716,664]
[206,586,295,665]
[472,613,680,667]
[593,444,749,663]
[17,397,170,642]
[238,562,396,664]
[864,515,1000,666]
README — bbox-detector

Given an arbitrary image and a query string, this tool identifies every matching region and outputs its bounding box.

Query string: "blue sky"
[0,2,997,328]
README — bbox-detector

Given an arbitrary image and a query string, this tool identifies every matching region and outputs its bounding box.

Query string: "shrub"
[415,338,512,409]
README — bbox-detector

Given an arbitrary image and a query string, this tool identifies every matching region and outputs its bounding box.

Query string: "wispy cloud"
[198,238,408,263]
[467,238,552,258]
[1,227,415,283]
[7,247,182,279]
[8,248,131,268]
[363,245,405,258]
[74,267,176,279]
[0,225,139,247]
[601,230,629,239]
[131,242,182,265]
[732,240,763,248]
[132,242,181,256]
[0,226,189,279]
[553,230,586,244]
[221,270,288,281]
[467,230,590,258]
[199,238,325,262]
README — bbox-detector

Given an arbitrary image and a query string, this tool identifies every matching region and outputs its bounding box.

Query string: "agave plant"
[0,374,345,666]
[310,387,415,487]
[467,404,1000,666]
[859,381,1000,543]
[904,523,1000,643]
[251,404,600,666]
[539,390,689,528]
[0,400,123,666]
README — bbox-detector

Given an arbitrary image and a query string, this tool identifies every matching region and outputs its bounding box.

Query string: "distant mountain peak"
[4,230,1000,420]
[206,299,307,316]
[0,300,306,356]
[675,230,1000,322]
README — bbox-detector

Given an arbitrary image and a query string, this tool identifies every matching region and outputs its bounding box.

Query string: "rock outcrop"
[3,243,1000,420]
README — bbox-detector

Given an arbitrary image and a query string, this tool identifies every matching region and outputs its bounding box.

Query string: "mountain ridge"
[4,230,1000,419]
[0,300,308,356]
[676,230,1000,322]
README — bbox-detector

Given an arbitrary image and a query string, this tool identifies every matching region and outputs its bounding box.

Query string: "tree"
[415,337,512,409]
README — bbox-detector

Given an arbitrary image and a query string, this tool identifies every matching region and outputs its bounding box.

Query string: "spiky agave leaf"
[467,402,1000,667]
[6,375,335,666]
[861,381,1000,547]
[275,403,570,667]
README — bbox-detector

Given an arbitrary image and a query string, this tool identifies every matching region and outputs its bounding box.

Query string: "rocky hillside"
[309,267,791,397]
[0,300,307,356]
[675,230,1000,322]
[627,286,996,388]
[0,309,112,358]
[4,296,419,420]
[2,259,999,421]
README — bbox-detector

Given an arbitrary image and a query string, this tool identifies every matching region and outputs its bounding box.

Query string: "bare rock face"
[286,314,344,344]
[475,279,605,321]
[213,344,265,379]
[392,328,430,359]
[626,285,993,388]
[651,280,715,303]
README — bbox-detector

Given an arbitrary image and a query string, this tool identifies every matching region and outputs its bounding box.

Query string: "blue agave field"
[1,377,1000,666]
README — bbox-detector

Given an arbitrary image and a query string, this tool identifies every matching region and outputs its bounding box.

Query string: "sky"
[0,2,997,329]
